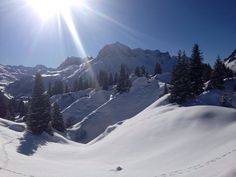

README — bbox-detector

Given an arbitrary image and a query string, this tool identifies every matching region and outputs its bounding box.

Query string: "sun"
[28,0,74,21]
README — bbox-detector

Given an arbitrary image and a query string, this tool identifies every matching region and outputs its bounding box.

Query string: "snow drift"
[0,95,236,177]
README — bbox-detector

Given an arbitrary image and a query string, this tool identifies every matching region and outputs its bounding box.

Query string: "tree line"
[170,44,234,104]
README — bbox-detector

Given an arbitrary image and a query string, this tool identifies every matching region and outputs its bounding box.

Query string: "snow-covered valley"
[1,95,236,177]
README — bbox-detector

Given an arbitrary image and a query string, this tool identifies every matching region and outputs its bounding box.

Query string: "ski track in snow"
[61,89,96,113]
[158,147,236,177]
[79,93,118,123]
[0,131,34,177]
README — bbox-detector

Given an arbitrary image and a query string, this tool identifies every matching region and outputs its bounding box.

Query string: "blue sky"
[0,0,235,67]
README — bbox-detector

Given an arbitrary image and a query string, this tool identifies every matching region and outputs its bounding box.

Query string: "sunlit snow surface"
[1,93,236,177]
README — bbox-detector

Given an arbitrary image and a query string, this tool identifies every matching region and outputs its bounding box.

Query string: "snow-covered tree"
[26,73,51,134]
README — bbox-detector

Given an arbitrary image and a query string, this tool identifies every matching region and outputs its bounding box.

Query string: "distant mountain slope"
[3,42,176,97]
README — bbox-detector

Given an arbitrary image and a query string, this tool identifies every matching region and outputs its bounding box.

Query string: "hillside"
[0,96,236,177]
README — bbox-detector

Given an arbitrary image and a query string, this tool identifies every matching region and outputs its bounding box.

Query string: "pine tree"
[26,73,51,134]
[154,63,162,75]
[189,44,204,96]
[209,57,225,89]
[0,90,7,118]
[73,79,78,92]
[97,70,109,90]
[170,51,191,103]
[225,67,233,79]
[108,73,114,86]
[140,65,146,76]
[202,63,212,83]
[78,77,83,90]
[52,80,64,95]
[135,66,141,77]
[18,99,26,118]
[64,84,70,93]
[51,103,65,133]
[117,64,131,93]
[48,81,52,96]
[163,83,168,95]
[114,72,118,85]
[233,85,236,92]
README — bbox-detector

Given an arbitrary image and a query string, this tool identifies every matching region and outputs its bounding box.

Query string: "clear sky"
[0,0,235,67]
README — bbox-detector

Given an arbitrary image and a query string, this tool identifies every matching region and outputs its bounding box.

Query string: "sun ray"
[61,9,87,58]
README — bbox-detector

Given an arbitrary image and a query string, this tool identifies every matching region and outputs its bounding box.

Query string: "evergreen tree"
[225,67,234,79]
[7,98,17,119]
[189,44,204,96]
[26,73,51,134]
[51,103,65,133]
[154,63,162,75]
[135,66,141,77]
[114,72,118,85]
[209,57,225,89]
[233,85,236,92]
[48,81,52,96]
[163,83,169,95]
[97,70,109,90]
[64,84,70,93]
[116,64,131,93]
[202,63,212,83]
[18,99,26,118]
[78,77,83,90]
[4,110,13,121]
[140,65,146,76]
[73,79,79,92]
[170,51,191,103]
[52,80,64,95]
[0,90,7,118]
[108,73,114,86]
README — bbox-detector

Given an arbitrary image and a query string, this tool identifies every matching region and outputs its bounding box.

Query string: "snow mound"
[1,99,236,177]
[0,118,25,132]
[1,97,236,177]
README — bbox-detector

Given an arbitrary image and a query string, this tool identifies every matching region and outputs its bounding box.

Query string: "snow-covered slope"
[67,77,165,143]
[1,97,236,177]
[0,64,49,87]
[51,77,165,143]
[224,49,236,72]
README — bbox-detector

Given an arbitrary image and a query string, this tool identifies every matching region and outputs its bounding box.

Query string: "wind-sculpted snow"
[0,97,236,177]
